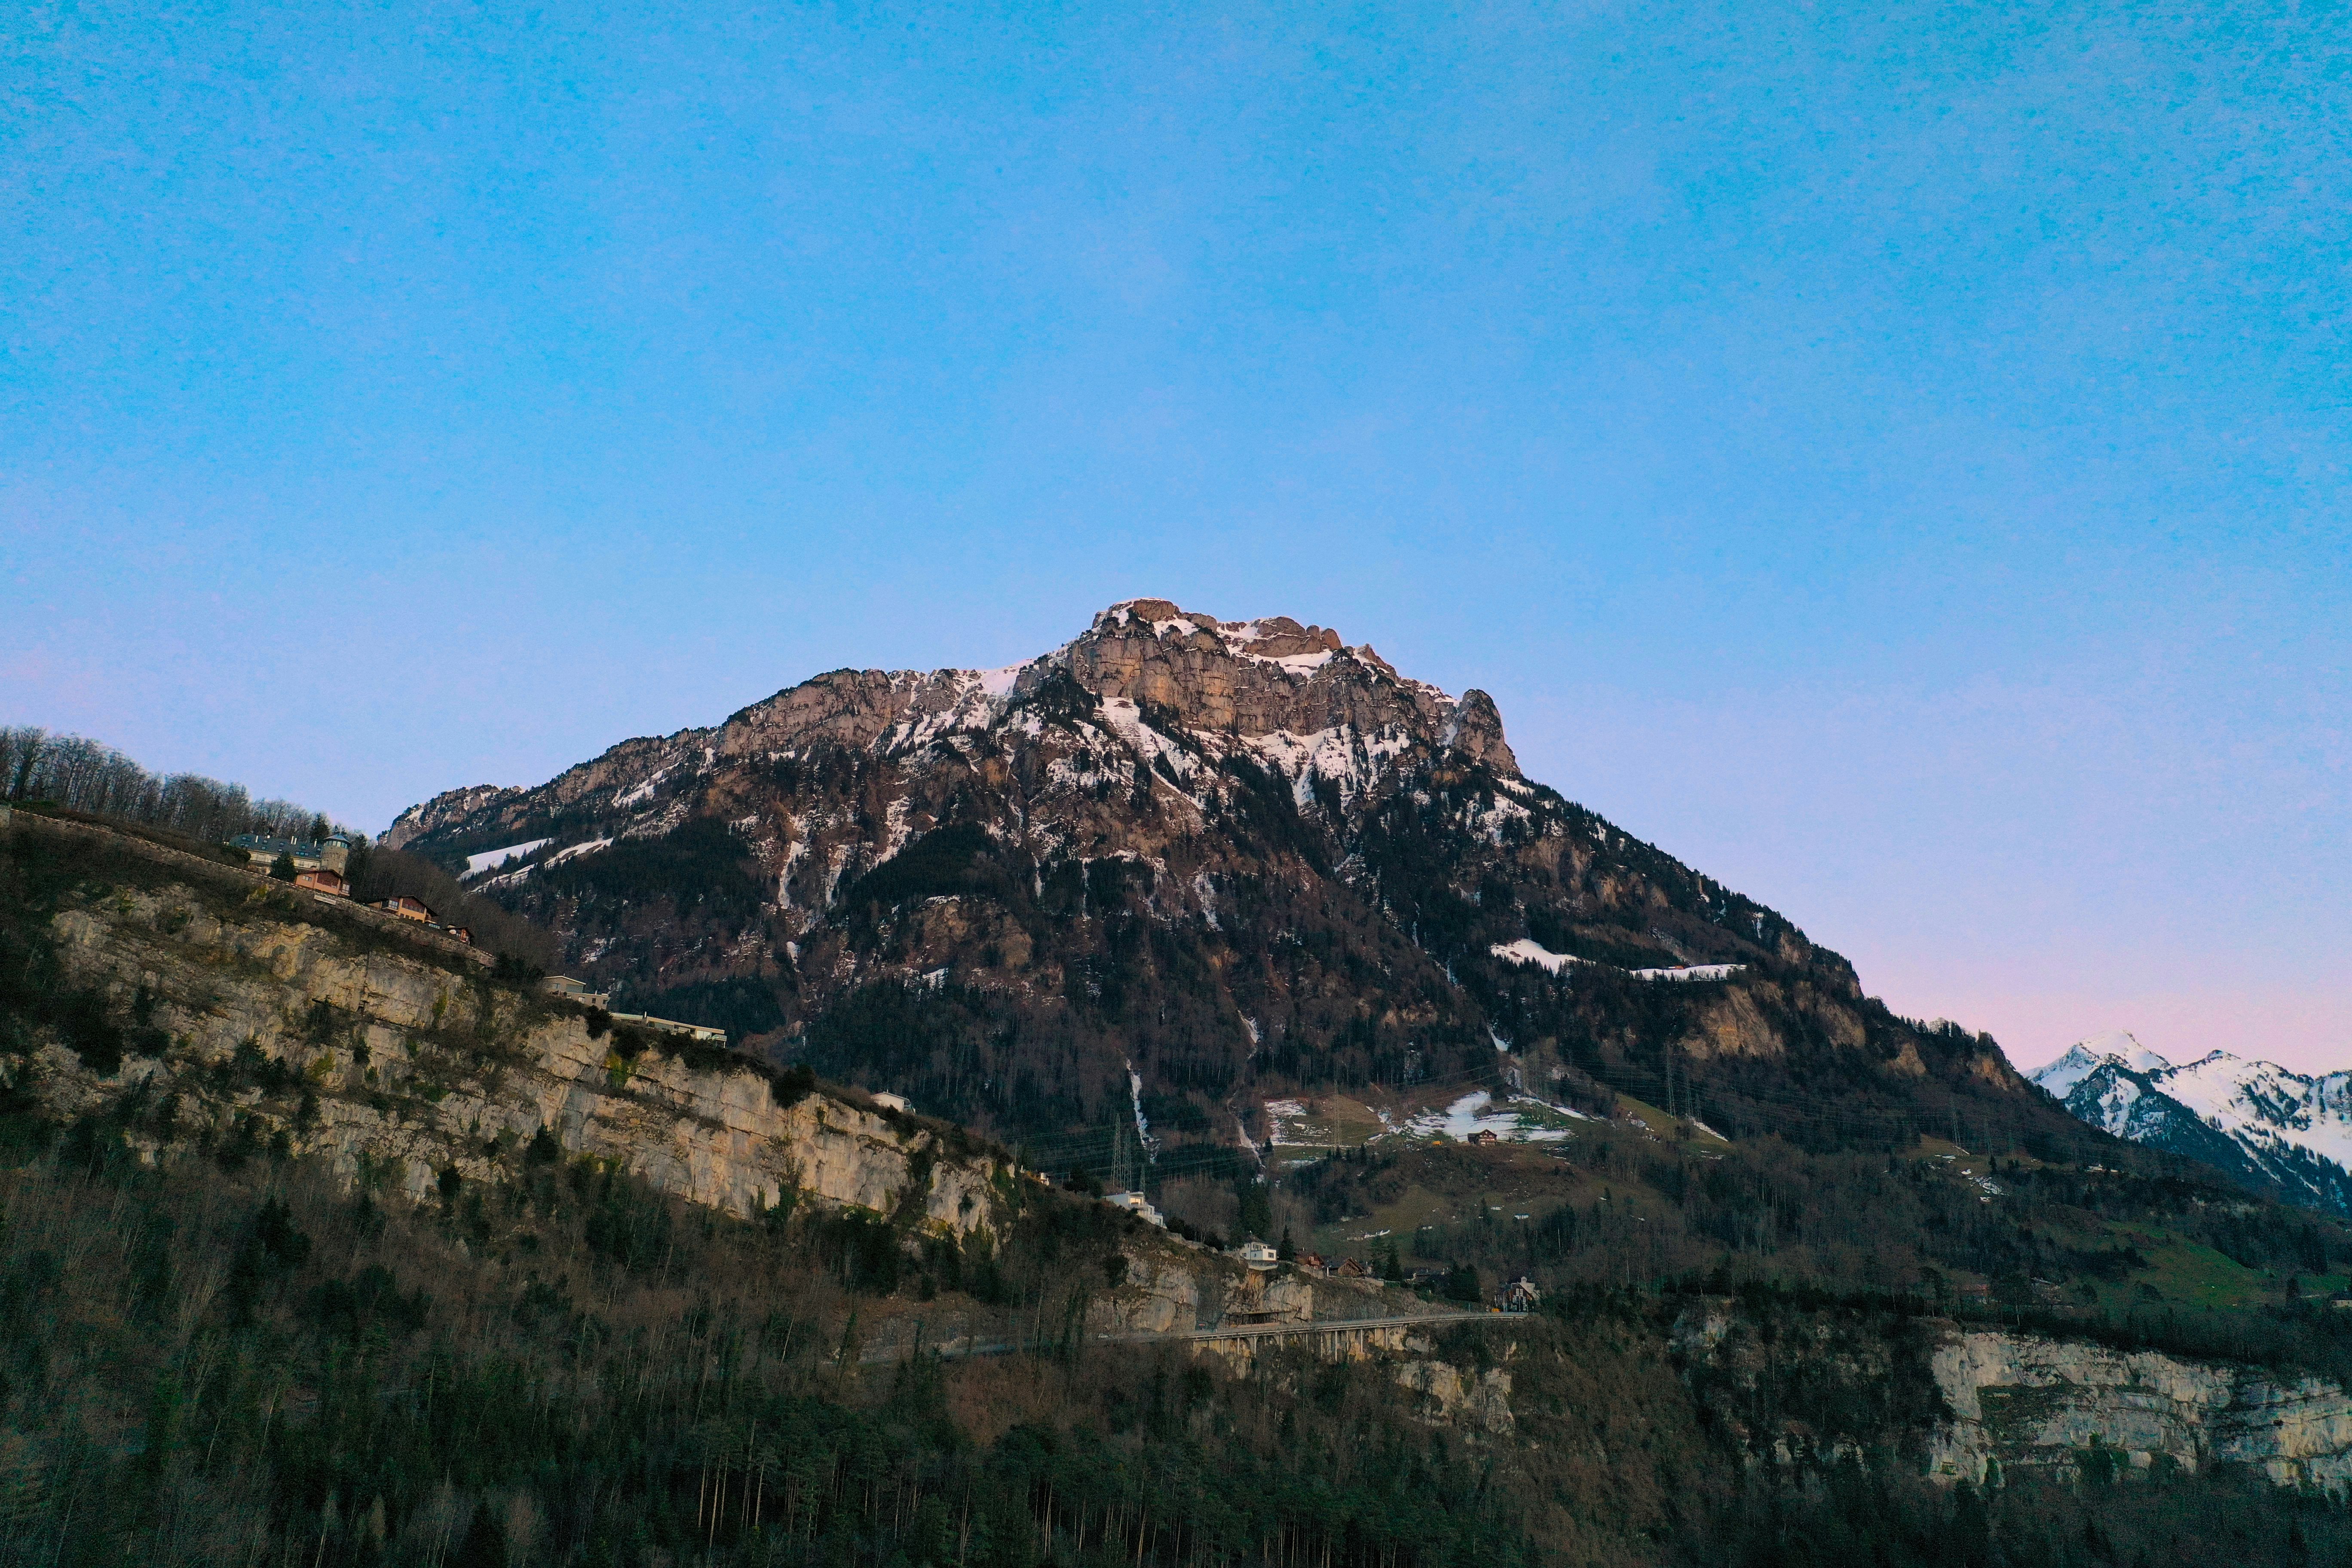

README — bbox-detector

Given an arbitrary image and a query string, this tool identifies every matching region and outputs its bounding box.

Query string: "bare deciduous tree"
[0,725,356,846]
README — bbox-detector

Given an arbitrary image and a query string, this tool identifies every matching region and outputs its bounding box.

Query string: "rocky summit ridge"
[388,600,1516,850]
[387,600,2033,1155]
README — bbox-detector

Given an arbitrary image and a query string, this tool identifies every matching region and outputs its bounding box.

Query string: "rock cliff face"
[1054,603,1517,772]
[11,814,1004,1235]
[1674,1298,2352,1492]
[1393,1360,1517,1434]
[1928,1329,2352,1490]
[384,600,2030,1152]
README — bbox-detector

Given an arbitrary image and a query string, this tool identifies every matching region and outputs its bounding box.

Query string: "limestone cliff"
[1674,1296,2352,1491]
[1393,1360,1517,1435]
[8,812,1006,1235]
[1051,602,1516,770]
[1929,1329,2352,1490]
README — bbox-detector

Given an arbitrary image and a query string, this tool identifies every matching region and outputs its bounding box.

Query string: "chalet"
[1501,1276,1540,1313]
[373,895,434,923]
[1104,1191,1168,1228]
[1296,1253,1328,1276]
[293,867,348,897]
[1468,1129,1500,1145]
[1332,1256,1372,1280]
[539,976,612,1008]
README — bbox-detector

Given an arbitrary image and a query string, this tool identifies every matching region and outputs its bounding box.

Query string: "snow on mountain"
[2029,1044,2112,1100]
[2030,1033,2352,1218]
[462,838,551,878]
[1490,938,1584,974]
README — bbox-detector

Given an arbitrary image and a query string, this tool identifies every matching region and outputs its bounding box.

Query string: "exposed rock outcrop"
[1675,1298,2352,1491]
[1053,603,1516,769]
[1394,1360,1516,1434]
[1929,1329,2352,1490]
[17,815,1005,1234]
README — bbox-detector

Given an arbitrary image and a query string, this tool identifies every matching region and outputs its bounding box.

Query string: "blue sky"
[5,0,2346,1069]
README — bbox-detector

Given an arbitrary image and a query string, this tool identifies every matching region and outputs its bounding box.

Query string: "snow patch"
[1470,796,1532,846]
[1244,723,1416,809]
[1403,1091,1574,1144]
[1099,697,1197,776]
[1258,649,1334,676]
[1490,938,1585,975]
[462,839,551,878]
[775,834,808,909]
[1262,1099,1313,1146]
[545,838,613,867]
[878,798,915,863]
[1192,868,1221,930]
[613,769,668,809]
[1127,1063,1158,1163]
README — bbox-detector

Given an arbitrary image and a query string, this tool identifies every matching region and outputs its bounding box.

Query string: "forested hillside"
[14,815,2352,1564]
[15,1093,2352,1567]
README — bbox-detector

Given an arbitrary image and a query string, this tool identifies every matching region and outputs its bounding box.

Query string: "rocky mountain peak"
[388,602,1522,849]
[377,597,1978,1157]
[1044,599,1519,775]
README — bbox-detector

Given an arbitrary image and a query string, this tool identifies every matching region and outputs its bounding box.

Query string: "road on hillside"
[859,1309,1527,1364]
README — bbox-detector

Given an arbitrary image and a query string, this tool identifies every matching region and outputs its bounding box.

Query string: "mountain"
[2030,1030,2352,1216]
[388,599,2051,1156]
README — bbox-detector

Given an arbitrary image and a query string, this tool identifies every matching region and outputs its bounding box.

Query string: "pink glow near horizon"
[1864,966,2352,1077]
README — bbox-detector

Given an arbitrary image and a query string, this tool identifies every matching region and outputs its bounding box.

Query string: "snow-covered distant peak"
[2153,1053,2290,1118]
[2086,1029,2175,1073]
[2034,1030,2352,1214]
[2029,1031,2173,1098]
[2029,1043,2117,1099]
